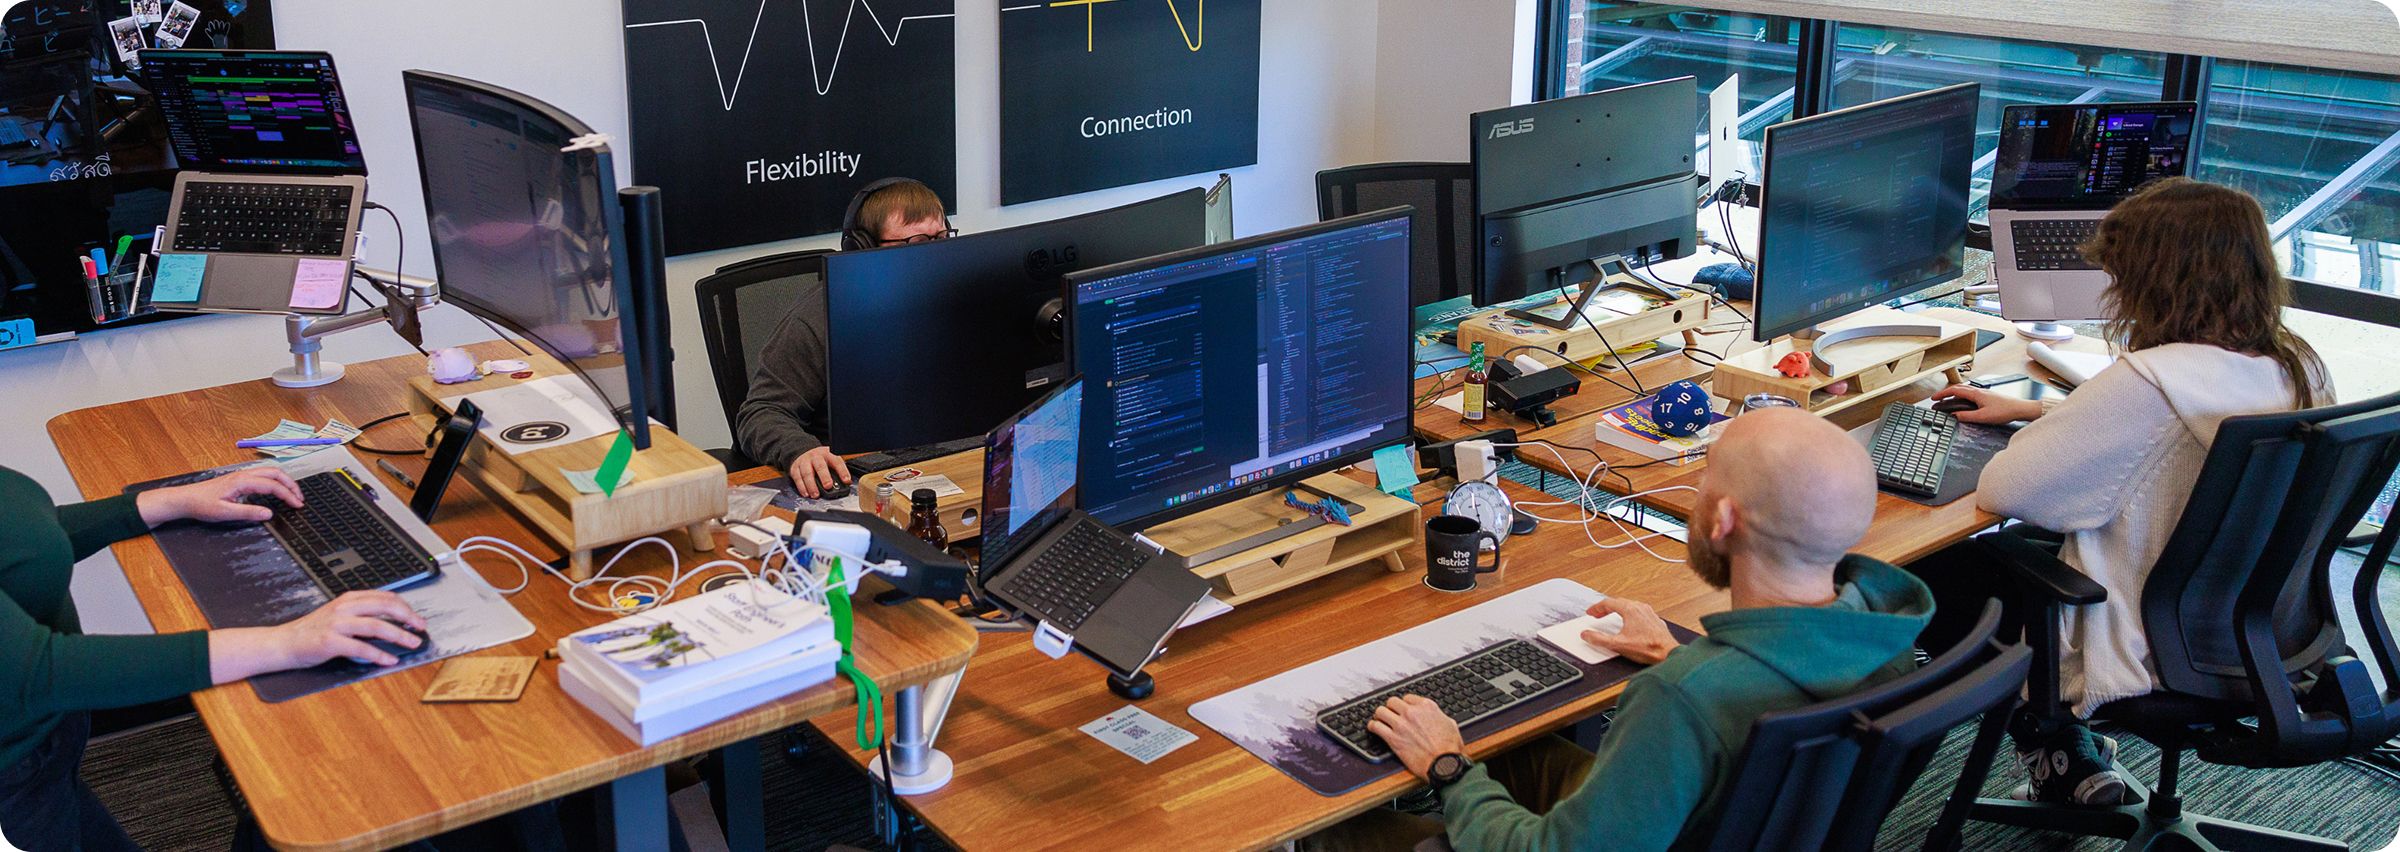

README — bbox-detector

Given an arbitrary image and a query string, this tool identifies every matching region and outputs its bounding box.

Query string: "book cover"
[1593,392,1731,463]
[561,580,831,706]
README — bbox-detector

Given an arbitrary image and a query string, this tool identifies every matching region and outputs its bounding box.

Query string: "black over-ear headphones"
[840,177,937,251]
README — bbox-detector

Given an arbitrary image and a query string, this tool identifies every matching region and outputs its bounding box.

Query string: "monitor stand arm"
[272,267,441,389]
[1505,256,1625,331]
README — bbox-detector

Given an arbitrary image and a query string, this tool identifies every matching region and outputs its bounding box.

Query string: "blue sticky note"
[1372,443,1419,500]
[152,254,208,302]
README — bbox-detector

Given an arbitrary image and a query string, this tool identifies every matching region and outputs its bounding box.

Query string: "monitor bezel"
[1061,205,1417,531]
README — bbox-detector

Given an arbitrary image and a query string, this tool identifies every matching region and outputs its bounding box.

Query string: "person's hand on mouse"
[209,591,426,681]
[136,467,303,526]
[1367,694,1465,781]
[789,446,852,499]
[1929,386,2045,426]
[1581,598,1680,665]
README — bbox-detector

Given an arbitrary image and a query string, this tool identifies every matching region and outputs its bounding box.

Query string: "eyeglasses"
[876,229,957,247]
[1283,490,1354,526]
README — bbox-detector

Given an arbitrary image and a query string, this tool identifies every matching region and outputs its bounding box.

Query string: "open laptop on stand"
[977,378,1212,691]
[142,50,370,315]
[1989,100,2196,339]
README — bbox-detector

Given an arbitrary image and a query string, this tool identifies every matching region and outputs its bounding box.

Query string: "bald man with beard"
[1306,408,1937,852]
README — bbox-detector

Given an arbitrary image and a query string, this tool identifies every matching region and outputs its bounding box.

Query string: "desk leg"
[870,670,962,795]
[707,739,766,852]
[605,765,669,851]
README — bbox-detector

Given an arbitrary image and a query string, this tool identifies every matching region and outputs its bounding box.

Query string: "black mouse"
[361,619,431,662]
[819,482,854,500]
[1932,397,1981,415]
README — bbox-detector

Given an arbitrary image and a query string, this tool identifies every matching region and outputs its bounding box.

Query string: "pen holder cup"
[86,262,156,325]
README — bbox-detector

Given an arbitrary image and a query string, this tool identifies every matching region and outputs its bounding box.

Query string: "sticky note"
[289,258,348,309]
[1372,443,1419,499]
[151,253,207,302]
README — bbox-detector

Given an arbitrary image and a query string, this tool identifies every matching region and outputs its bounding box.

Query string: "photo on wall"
[621,0,958,255]
[999,0,1259,205]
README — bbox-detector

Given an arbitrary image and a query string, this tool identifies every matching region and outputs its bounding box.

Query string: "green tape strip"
[595,429,634,497]
[828,558,883,749]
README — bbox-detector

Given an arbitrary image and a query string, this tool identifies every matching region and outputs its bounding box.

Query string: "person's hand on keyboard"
[135,467,304,526]
[1366,695,1465,781]
[788,446,853,499]
[1580,598,1681,665]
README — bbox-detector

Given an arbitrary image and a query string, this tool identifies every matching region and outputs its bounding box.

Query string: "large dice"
[1650,379,1713,437]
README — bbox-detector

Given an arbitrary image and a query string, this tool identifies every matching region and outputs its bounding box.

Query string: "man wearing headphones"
[735,178,953,497]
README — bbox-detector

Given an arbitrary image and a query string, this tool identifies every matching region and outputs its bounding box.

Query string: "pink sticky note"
[289,259,348,310]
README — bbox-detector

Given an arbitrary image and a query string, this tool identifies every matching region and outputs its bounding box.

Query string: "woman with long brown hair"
[1926,177,2330,805]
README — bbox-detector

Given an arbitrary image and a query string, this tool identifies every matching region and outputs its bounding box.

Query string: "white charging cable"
[1481,441,1696,563]
[452,520,906,615]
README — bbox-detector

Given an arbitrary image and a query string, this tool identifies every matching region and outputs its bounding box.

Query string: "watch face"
[1431,753,1468,782]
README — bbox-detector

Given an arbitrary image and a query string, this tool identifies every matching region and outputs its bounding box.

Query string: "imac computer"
[822,189,1206,453]
[1066,208,1415,563]
[1472,77,1698,329]
[1753,82,1979,351]
[403,70,675,449]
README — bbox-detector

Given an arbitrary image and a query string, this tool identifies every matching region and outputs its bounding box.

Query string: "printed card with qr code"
[1079,704,1198,764]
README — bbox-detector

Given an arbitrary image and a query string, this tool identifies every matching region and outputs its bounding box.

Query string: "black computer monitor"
[1066,208,1415,532]
[823,189,1205,454]
[402,70,673,449]
[1472,77,1698,323]
[140,50,367,175]
[1752,83,1979,342]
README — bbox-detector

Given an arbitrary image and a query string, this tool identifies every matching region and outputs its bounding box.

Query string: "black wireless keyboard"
[1868,403,1960,498]
[173,181,352,255]
[2009,219,2101,271]
[247,470,440,596]
[993,517,1149,631]
[846,436,986,476]
[1316,638,1584,762]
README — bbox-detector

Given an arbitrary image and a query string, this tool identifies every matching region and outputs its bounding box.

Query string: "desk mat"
[1848,412,2020,507]
[1188,578,1698,797]
[126,453,534,703]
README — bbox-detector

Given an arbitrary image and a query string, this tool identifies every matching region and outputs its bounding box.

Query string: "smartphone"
[412,400,481,522]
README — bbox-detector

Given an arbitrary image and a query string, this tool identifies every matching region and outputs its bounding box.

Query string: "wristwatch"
[1427,753,1473,789]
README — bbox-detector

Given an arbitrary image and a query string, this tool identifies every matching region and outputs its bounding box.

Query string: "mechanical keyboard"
[846,436,986,476]
[247,470,440,596]
[992,516,1149,630]
[2008,219,2101,271]
[172,181,353,255]
[1316,638,1584,762]
[1868,403,1960,498]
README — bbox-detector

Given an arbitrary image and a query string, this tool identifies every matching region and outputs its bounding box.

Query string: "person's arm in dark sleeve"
[0,588,211,717]
[56,494,151,561]
[1440,676,1721,851]
[734,309,833,473]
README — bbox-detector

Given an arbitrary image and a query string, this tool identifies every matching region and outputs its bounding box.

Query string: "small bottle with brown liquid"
[905,488,949,550]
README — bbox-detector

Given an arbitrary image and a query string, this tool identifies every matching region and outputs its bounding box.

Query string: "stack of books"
[558,579,842,745]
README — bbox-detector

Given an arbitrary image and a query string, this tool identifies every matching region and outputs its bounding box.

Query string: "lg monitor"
[403,70,674,449]
[1472,77,1698,328]
[823,188,1206,453]
[1753,83,1979,343]
[1066,207,1414,554]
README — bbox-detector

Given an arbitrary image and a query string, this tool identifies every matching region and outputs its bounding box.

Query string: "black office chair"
[1971,390,2400,851]
[1690,599,2027,852]
[692,249,833,469]
[1315,162,1474,308]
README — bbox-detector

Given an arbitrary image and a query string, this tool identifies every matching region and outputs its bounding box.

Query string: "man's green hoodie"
[1440,555,1935,851]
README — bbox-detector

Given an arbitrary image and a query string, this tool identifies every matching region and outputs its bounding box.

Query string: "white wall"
[1369,0,1520,162]
[7,0,1443,632]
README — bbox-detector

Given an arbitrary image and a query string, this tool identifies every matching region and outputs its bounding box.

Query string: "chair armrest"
[1975,530,2106,606]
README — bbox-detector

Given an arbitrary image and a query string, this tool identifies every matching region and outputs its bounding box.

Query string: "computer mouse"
[819,482,854,501]
[1931,397,1981,415]
[360,620,430,663]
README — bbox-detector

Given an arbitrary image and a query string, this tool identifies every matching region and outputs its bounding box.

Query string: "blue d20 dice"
[1649,379,1713,438]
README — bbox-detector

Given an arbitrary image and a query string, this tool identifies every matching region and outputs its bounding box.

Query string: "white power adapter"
[1457,438,1500,483]
[729,515,793,560]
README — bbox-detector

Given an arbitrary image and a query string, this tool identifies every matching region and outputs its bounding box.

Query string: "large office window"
[1829,26,2170,220]
[1545,3,1801,181]
[2196,61,2400,294]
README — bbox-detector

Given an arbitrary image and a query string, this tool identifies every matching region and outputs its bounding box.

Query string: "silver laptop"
[1990,101,2196,322]
[144,50,370,315]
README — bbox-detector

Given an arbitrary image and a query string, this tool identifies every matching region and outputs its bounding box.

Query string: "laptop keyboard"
[174,181,353,255]
[996,516,1151,630]
[2009,219,2101,271]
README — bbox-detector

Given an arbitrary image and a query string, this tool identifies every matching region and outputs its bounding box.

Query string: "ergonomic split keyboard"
[246,470,440,596]
[172,181,354,255]
[1316,638,1584,762]
[1868,403,1961,498]
[2008,219,2101,271]
[993,516,1150,631]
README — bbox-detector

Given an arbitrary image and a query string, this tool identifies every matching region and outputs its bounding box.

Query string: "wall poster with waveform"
[623,0,957,254]
[999,0,1258,205]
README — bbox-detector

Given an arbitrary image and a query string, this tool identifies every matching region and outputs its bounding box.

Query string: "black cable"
[366,202,405,287]
[349,411,429,455]
[1573,291,1649,397]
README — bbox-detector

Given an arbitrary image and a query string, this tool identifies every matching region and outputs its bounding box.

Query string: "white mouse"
[1537,612,1628,665]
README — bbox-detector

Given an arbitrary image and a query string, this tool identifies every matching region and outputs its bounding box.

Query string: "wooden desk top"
[810,475,1727,851]
[46,343,978,852]
[1415,307,2111,566]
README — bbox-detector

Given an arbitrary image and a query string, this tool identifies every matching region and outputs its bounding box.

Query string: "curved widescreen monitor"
[402,70,654,447]
[1753,82,1979,342]
[1065,207,1415,530]
[823,188,1206,453]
